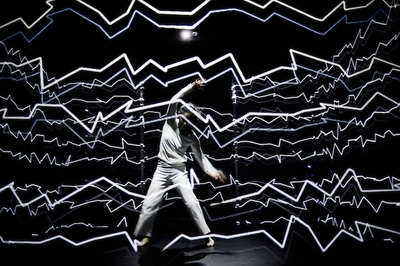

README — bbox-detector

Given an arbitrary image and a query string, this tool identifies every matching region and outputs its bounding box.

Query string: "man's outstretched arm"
[191,140,228,184]
[166,79,205,118]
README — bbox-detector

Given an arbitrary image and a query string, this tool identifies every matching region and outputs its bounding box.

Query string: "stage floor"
[1,226,399,266]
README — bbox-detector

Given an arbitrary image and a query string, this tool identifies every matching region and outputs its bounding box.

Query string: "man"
[133,79,227,247]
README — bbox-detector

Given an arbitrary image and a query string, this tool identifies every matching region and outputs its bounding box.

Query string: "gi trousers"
[134,161,211,237]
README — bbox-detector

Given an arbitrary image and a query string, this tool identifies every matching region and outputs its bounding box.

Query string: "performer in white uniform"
[133,79,227,247]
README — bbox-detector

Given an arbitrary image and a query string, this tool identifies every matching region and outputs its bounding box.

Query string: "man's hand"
[191,78,206,90]
[213,170,228,184]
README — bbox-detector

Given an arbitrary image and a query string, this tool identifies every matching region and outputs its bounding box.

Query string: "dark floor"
[1,228,399,266]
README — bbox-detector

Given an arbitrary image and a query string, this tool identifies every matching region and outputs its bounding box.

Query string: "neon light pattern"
[0,0,400,258]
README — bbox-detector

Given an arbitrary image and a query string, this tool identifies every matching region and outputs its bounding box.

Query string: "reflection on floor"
[1,225,399,266]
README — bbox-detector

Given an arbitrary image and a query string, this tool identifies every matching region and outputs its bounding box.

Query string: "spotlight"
[180,30,192,41]
[180,30,198,41]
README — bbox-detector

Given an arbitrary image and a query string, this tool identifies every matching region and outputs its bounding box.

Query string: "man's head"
[178,103,201,132]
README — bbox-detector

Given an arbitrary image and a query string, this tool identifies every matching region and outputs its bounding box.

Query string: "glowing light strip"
[161,218,400,252]
[1,0,398,43]
[0,231,140,252]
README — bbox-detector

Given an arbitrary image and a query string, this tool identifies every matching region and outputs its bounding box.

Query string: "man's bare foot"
[205,237,215,247]
[137,236,150,247]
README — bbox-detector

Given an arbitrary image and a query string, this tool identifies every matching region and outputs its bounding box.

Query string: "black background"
[1,1,400,265]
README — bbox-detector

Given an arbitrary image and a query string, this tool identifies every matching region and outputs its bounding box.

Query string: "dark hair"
[178,103,204,125]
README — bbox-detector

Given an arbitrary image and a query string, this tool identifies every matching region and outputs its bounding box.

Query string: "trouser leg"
[174,171,211,235]
[134,169,168,237]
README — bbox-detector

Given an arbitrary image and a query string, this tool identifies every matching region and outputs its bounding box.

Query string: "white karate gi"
[134,83,220,237]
